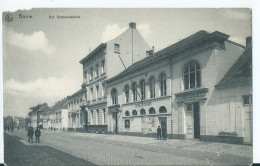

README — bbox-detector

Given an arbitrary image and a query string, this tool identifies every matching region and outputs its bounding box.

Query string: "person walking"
[162,126,167,141]
[27,126,34,143]
[35,127,41,143]
[157,126,162,140]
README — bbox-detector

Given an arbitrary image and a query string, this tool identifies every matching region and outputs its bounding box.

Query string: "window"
[84,70,87,80]
[243,95,252,105]
[159,106,167,113]
[111,88,118,105]
[149,107,155,114]
[102,60,105,73]
[125,110,130,116]
[132,110,137,116]
[95,64,99,77]
[102,83,106,98]
[90,67,93,80]
[184,61,201,90]
[96,110,99,125]
[125,85,129,103]
[90,87,93,100]
[160,73,167,96]
[125,120,130,128]
[140,80,146,100]
[149,77,155,98]
[96,85,99,99]
[103,109,106,124]
[114,44,120,53]
[140,109,146,115]
[132,82,138,102]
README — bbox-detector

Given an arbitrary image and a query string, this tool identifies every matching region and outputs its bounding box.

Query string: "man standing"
[35,127,41,143]
[162,126,167,141]
[27,126,34,143]
[157,126,162,140]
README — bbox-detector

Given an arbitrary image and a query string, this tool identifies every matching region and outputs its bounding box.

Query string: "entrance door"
[193,102,200,139]
[159,117,167,129]
[112,112,118,134]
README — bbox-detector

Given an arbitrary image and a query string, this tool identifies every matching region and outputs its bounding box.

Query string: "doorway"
[112,112,118,134]
[193,102,200,139]
[159,117,167,129]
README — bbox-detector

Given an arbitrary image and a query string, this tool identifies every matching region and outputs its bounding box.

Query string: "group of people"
[157,126,167,140]
[27,126,41,143]
[4,126,14,132]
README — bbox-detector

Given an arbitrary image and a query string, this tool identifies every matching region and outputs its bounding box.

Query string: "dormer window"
[114,44,120,54]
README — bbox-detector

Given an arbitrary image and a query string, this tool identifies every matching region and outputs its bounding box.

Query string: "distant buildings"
[27,23,252,144]
[28,103,49,129]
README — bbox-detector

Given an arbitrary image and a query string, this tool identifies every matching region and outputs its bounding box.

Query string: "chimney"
[246,36,252,48]
[129,22,136,29]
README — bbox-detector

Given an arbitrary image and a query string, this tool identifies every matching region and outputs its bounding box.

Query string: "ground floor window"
[125,119,130,128]
[243,95,252,105]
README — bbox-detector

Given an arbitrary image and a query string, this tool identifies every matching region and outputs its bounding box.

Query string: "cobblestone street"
[5,129,252,165]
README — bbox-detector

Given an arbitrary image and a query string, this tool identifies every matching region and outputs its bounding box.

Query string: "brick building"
[80,22,152,133]
[105,30,252,144]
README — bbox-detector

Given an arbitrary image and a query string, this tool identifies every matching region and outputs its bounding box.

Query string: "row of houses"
[28,22,252,144]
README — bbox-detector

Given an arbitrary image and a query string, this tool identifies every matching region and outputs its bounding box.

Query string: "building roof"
[79,43,107,64]
[68,89,83,100]
[49,97,69,111]
[29,103,49,113]
[215,47,252,88]
[106,30,230,84]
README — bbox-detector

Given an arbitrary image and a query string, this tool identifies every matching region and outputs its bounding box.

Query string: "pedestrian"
[7,126,10,132]
[157,126,162,140]
[11,126,14,132]
[35,127,41,143]
[162,126,167,140]
[27,126,34,143]
[51,126,53,131]
[18,126,19,130]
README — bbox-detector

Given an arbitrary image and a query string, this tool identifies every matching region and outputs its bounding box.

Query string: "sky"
[2,8,252,118]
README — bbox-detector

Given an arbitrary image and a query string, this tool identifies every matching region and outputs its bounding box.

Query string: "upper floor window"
[102,60,105,73]
[90,67,93,80]
[149,77,155,98]
[132,82,138,102]
[84,70,87,80]
[140,80,146,100]
[125,110,130,116]
[125,85,129,103]
[96,85,99,99]
[114,44,120,54]
[243,95,252,105]
[149,107,155,114]
[183,61,201,90]
[96,64,99,77]
[90,87,93,100]
[160,73,167,96]
[140,109,146,115]
[111,88,118,105]
[132,110,137,116]
[159,106,167,113]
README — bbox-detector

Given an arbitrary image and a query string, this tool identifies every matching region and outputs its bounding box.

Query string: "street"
[5,129,253,165]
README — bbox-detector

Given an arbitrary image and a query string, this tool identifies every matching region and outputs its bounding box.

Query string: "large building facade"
[80,22,152,133]
[105,30,252,144]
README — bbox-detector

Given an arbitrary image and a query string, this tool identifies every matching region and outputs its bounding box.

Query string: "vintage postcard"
[2,8,252,165]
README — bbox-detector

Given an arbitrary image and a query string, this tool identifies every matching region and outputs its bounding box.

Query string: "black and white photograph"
[1,7,255,165]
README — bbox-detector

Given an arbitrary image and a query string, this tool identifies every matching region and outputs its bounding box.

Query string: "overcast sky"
[2,8,251,117]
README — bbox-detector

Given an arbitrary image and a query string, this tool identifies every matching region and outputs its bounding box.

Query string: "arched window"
[183,61,201,89]
[160,73,167,96]
[125,110,130,116]
[125,85,129,103]
[149,77,155,98]
[159,106,167,113]
[111,88,118,105]
[140,108,146,115]
[149,107,155,114]
[140,80,146,100]
[132,82,138,102]
[132,110,137,116]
